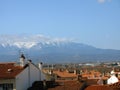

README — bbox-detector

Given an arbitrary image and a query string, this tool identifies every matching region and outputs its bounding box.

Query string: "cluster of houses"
[0,54,120,90]
[42,64,120,90]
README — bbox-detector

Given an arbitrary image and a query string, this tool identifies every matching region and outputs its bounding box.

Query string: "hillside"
[0,35,120,63]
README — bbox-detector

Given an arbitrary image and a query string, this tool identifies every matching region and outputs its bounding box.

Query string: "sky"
[0,0,120,50]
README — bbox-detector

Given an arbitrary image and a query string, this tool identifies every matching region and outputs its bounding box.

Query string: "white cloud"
[97,0,112,3]
[98,0,105,3]
[108,0,112,2]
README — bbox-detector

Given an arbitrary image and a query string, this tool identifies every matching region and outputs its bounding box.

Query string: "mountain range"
[0,34,120,63]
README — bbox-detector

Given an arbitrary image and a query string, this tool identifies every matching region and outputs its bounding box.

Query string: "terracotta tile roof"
[53,71,77,78]
[85,85,112,90]
[109,81,120,89]
[0,63,24,79]
[85,81,120,90]
[82,71,101,79]
[48,80,86,90]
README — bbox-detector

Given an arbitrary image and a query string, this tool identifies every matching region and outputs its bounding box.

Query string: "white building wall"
[29,63,41,86]
[15,63,46,90]
[29,63,46,85]
[16,67,29,90]
[38,63,46,81]
[40,71,46,81]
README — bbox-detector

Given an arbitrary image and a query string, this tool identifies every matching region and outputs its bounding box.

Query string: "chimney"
[52,64,54,69]
[38,62,43,70]
[74,69,77,75]
[20,54,26,67]
[49,69,53,75]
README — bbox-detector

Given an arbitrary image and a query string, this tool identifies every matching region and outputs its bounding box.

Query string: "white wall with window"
[0,79,15,90]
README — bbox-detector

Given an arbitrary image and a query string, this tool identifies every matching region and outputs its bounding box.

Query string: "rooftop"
[53,70,77,78]
[0,63,24,79]
[48,80,85,90]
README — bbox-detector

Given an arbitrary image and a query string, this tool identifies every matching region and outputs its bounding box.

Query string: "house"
[47,80,87,90]
[52,69,77,80]
[0,54,45,90]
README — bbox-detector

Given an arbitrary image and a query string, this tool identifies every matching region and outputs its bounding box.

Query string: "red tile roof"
[0,63,24,79]
[53,70,77,78]
[48,80,85,90]
[85,85,112,90]
[85,81,120,90]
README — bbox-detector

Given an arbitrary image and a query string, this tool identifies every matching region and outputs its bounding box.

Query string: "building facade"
[0,54,45,90]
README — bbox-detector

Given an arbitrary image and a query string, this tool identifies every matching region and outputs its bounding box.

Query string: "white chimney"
[20,54,26,67]
[39,62,43,70]
[74,69,77,74]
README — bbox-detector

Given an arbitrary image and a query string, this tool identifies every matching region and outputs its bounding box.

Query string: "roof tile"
[0,63,24,79]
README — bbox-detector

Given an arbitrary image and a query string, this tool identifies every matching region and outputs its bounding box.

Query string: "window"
[0,83,13,90]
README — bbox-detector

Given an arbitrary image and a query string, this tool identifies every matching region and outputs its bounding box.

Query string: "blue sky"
[0,0,120,49]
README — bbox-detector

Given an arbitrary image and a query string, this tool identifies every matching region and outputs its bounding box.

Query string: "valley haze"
[0,34,120,63]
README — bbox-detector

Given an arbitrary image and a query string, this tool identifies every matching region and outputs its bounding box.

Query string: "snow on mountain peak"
[13,42,37,49]
[0,34,72,48]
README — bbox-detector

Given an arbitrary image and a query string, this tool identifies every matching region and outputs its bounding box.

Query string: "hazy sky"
[0,0,120,49]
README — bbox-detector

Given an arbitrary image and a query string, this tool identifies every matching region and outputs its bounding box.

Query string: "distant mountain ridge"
[0,34,72,49]
[0,34,120,63]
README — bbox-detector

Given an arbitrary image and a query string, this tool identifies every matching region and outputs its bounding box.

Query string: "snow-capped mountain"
[0,34,71,49]
[0,34,120,63]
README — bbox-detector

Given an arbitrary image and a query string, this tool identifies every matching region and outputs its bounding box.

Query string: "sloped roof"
[48,80,85,90]
[85,85,112,90]
[53,70,77,78]
[0,63,24,79]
